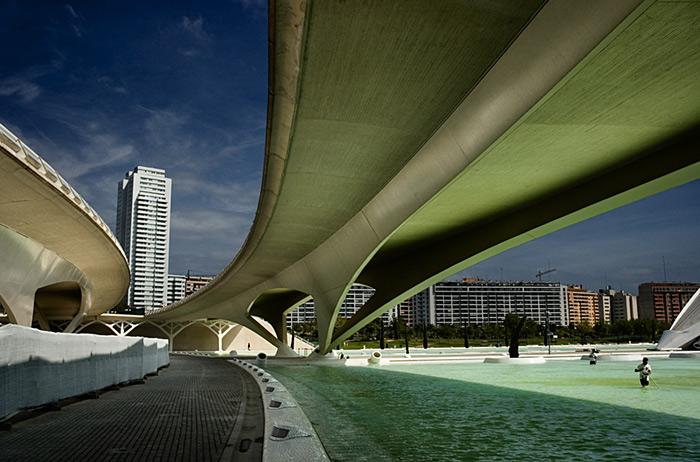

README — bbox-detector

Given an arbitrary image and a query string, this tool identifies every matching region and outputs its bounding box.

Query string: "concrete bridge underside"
[151,0,700,356]
[0,125,129,332]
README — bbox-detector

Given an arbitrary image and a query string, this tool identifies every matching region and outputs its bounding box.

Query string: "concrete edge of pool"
[250,345,699,367]
[229,358,331,462]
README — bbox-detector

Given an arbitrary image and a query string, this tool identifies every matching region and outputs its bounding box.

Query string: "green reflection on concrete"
[268,359,700,461]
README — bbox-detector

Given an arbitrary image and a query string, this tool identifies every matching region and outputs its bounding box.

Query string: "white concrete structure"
[152,0,700,356]
[657,288,700,350]
[0,324,168,421]
[0,123,129,331]
[117,167,172,313]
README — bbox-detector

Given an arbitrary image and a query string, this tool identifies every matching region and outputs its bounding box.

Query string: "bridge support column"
[312,288,349,355]
[2,297,34,327]
[237,316,296,357]
[202,320,238,353]
[0,224,92,330]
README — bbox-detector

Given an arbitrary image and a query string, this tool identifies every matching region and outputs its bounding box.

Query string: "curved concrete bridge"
[0,124,129,332]
[152,0,700,356]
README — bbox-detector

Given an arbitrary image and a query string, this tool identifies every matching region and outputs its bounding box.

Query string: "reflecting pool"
[267,358,700,461]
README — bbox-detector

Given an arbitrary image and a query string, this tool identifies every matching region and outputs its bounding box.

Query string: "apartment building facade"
[116,166,172,313]
[412,280,569,327]
[567,285,599,325]
[638,282,699,323]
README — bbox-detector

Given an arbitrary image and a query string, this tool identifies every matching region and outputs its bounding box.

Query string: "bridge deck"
[0,355,263,462]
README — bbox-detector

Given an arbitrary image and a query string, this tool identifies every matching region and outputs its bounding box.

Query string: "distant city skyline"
[1,1,698,298]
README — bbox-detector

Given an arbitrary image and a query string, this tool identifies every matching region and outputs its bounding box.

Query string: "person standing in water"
[589,348,598,365]
[635,357,652,387]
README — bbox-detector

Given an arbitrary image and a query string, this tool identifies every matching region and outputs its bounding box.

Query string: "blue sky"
[1,1,698,296]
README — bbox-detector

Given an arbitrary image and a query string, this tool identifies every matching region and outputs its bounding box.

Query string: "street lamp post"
[545,310,551,355]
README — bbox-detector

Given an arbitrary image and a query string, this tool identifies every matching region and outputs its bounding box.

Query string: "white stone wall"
[0,324,169,420]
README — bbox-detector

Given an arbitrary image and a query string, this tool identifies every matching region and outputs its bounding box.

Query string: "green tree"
[632,319,648,341]
[575,320,594,343]
[390,316,414,339]
[554,325,572,339]
[611,320,632,342]
[481,323,504,342]
[296,320,318,341]
[357,317,382,340]
[520,318,539,339]
[594,321,610,339]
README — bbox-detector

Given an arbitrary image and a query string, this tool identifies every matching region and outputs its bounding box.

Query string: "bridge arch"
[246,287,311,351]
[34,281,83,329]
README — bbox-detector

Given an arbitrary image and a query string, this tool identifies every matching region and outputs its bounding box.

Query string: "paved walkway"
[0,355,263,462]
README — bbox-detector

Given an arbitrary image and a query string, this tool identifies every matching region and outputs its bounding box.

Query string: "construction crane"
[536,268,556,281]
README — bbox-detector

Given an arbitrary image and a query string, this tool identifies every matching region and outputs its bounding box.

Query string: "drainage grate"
[270,424,311,441]
[269,399,296,410]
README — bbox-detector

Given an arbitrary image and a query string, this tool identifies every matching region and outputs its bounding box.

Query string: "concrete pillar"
[237,316,296,357]
[0,224,92,330]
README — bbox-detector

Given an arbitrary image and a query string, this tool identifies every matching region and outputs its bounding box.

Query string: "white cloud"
[181,16,209,41]
[141,108,191,148]
[169,207,254,274]
[0,79,41,102]
[64,5,79,18]
[173,173,260,213]
[49,132,136,180]
[178,48,200,57]
[171,208,251,235]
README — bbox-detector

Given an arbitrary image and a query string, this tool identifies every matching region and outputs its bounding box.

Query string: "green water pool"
[267,358,700,461]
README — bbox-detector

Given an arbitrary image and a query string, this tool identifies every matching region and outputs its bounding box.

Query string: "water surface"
[268,359,700,461]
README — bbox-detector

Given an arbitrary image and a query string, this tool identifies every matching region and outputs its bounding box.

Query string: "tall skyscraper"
[116,166,172,313]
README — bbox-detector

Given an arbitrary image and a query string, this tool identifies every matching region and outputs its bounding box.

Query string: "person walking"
[634,357,652,387]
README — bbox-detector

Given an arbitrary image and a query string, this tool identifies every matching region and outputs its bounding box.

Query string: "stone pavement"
[0,355,263,462]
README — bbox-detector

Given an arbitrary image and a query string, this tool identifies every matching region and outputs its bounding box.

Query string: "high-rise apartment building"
[286,280,569,331]
[598,288,639,323]
[567,285,599,325]
[116,166,172,313]
[413,280,568,327]
[638,282,699,323]
[597,290,612,324]
[610,289,638,323]
[167,274,186,305]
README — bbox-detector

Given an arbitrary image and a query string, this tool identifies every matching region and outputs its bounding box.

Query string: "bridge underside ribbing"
[151,0,700,356]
